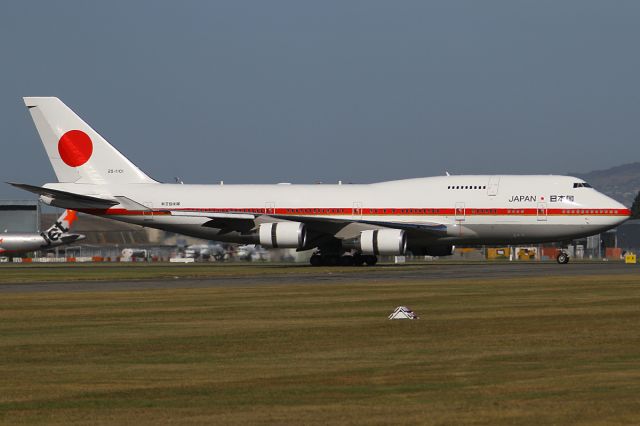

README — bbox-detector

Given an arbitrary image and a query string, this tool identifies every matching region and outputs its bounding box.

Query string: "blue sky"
[1,1,639,198]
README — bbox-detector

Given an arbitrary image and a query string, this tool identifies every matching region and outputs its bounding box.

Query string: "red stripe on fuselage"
[78,207,632,217]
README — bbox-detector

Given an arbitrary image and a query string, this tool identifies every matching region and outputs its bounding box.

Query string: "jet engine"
[359,229,407,255]
[258,222,307,249]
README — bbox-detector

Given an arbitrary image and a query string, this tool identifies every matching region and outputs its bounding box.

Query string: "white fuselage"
[44,175,630,248]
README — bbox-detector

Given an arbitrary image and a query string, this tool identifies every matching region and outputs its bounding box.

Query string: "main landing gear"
[309,253,378,266]
[556,251,570,264]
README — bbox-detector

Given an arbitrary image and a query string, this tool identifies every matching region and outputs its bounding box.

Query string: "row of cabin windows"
[448,185,487,190]
[446,182,592,190]
[562,209,618,214]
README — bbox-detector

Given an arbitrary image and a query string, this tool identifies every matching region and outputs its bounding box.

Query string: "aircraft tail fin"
[23,97,157,185]
[46,209,79,234]
[41,209,83,244]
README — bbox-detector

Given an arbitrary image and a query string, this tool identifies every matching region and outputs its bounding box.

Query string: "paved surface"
[0,262,637,293]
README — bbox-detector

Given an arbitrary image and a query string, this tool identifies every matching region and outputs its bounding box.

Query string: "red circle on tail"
[58,130,93,167]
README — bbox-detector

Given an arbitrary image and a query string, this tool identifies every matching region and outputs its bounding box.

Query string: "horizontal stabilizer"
[60,234,86,243]
[7,182,118,209]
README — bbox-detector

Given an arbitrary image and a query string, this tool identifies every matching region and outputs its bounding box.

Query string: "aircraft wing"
[169,211,257,220]
[8,182,119,209]
[169,210,447,236]
[269,214,448,235]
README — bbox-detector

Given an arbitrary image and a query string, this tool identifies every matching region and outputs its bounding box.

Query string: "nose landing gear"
[556,251,570,264]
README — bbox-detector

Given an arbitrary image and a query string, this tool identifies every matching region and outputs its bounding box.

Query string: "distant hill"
[571,162,640,207]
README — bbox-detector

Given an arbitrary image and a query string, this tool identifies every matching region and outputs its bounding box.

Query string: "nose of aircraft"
[605,195,631,226]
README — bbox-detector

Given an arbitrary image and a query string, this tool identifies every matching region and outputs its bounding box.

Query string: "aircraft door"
[487,176,500,196]
[537,203,548,221]
[352,202,363,220]
[143,202,153,221]
[265,202,275,215]
[455,202,466,221]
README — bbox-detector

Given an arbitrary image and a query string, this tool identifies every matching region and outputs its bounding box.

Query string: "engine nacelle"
[259,222,307,249]
[359,229,407,255]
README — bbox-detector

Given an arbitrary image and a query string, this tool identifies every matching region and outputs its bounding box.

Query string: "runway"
[0,262,636,293]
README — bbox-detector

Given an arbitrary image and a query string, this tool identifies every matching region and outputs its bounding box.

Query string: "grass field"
[0,262,452,284]
[1,272,640,425]
[0,262,361,283]
[0,260,617,284]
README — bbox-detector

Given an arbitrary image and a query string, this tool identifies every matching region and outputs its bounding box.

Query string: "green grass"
[0,262,497,283]
[1,274,640,424]
[0,260,621,284]
[0,262,365,283]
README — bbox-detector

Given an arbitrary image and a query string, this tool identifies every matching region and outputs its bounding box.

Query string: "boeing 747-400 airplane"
[10,97,631,265]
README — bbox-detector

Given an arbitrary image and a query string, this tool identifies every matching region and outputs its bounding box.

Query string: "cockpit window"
[573,182,592,188]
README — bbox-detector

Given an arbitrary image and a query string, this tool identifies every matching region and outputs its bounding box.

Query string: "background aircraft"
[0,209,84,256]
[11,97,631,265]
[184,243,226,261]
